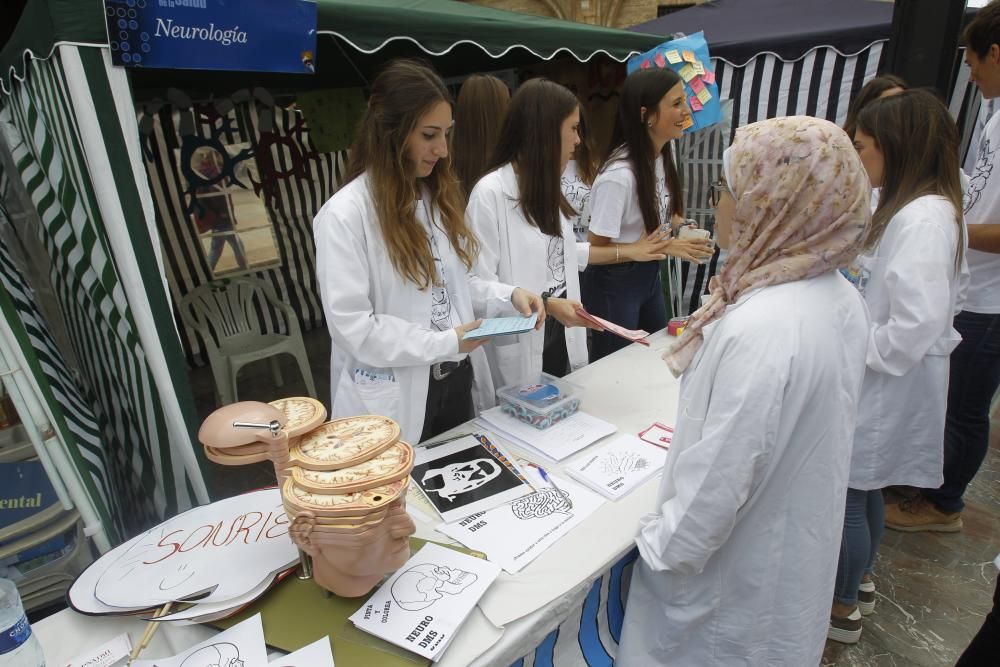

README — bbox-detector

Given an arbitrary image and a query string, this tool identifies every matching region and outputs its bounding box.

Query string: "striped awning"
[3,0,666,94]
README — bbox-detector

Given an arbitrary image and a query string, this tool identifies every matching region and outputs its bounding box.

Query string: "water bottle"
[0,579,44,666]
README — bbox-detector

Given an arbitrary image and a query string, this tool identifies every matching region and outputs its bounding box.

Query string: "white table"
[35,331,681,667]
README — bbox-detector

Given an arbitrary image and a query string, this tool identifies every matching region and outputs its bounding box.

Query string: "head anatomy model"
[421,459,501,502]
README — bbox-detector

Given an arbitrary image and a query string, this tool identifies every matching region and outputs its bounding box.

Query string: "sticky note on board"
[679,64,696,82]
[690,77,705,93]
[697,87,713,104]
[682,115,695,130]
[666,49,682,64]
[702,69,716,85]
[693,61,705,75]
[653,51,667,68]
[689,96,703,112]
[640,58,651,69]
[682,50,696,63]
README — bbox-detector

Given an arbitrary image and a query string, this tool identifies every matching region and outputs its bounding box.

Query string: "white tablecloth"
[36,331,681,667]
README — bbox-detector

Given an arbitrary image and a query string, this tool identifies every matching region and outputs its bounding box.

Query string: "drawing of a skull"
[179,642,244,667]
[391,563,479,611]
[421,459,500,502]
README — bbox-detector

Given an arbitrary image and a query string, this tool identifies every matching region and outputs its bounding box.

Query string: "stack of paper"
[349,542,501,661]
[564,434,669,500]
[437,474,605,573]
[478,407,616,462]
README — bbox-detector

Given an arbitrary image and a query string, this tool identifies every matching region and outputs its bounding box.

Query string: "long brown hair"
[856,89,965,269]
[843,74,908,139]
[489,79,579,237]
[603,68,684,233]
[452,75,510,202]
[574,104,599,186]
[346,60,477,290]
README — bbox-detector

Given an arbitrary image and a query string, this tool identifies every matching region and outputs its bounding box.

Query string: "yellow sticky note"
[697,87,712,104]
[666,49,682,64]
[682,115,694,130]
[693,61,705,76]
[682,50,697,63]
[679,64,697,82]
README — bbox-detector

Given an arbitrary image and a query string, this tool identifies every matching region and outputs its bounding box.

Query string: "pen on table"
[529,463,563,496]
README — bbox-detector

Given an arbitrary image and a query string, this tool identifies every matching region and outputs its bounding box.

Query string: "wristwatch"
[541,289,552,309]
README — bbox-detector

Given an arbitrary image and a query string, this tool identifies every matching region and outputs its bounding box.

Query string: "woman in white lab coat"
[617,117,872,666]
[313,61,543,444]
[830,89,968,643]
[467,79,599,387]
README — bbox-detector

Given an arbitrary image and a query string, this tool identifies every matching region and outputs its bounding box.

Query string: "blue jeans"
[580,260,667,362]
[834,488,885,605]
[923,311,1000,513]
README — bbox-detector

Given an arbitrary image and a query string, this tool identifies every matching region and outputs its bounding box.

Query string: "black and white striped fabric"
[138,101,345,365]
[0,189,122,542]
[672,40,980,312]
[0,47,199,534]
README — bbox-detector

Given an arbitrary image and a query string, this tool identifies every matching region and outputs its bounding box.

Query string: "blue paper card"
[462,314,538,340]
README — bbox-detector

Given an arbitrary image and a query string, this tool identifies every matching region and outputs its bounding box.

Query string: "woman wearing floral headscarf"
[617,117,872,666]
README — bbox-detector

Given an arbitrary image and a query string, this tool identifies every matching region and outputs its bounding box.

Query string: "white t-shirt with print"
[587,150,668,244]
[416,200,463,332]
[561,159,593,242]
[963,107,1000,313]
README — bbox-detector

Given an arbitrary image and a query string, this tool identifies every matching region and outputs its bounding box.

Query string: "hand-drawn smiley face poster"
[410,435,531,522]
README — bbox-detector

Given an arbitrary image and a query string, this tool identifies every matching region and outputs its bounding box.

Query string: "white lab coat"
[847,195,969,490]
[467,164,588,388]
[617,272,869,667]
[313,173,516,444]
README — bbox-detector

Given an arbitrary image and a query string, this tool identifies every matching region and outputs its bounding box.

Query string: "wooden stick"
[128,601,174,664]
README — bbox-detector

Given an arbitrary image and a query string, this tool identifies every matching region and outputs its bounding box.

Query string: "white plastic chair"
[179,277,317,405]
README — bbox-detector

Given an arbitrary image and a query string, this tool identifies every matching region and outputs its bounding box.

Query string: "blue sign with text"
[103,0,317,74]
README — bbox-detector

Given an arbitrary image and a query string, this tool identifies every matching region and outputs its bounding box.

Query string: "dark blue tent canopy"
[630,0,895,65]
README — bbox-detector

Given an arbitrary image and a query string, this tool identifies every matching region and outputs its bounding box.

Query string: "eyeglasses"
[707,177,730,208]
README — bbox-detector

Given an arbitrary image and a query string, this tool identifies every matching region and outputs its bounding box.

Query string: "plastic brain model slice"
[290,416,400,471]
[289,442,413,494]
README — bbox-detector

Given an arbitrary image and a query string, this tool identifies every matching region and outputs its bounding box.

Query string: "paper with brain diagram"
[349,542,501,660]
[436,474,604,573]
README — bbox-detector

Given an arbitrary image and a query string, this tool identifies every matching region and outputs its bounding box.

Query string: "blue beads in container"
[497,372,583,430]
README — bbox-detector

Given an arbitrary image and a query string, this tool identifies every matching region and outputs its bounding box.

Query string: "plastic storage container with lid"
[496,373,582,430]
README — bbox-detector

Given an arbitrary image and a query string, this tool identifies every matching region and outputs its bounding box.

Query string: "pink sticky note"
[640,58,651,69]
[702,69,716,85]
[689,95,703,112]
[690,77,705,93]
[653,51,666,68]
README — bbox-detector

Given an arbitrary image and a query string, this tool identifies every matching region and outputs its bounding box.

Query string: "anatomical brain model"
[198,398,416,598]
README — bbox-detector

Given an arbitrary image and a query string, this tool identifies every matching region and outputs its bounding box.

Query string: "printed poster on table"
[410,435,533,522]
[349,542,501,660]
[436,475,605,573]
[103,0,317,73]
[565,434,669,500]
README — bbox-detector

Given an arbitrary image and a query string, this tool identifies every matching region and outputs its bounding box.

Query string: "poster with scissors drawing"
[410,435,532,522]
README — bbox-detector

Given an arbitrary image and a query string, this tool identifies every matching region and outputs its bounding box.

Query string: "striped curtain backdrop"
[138,101,347,366]
[0,46,202,532]
[671,41,980,312]
[0,191,122,543]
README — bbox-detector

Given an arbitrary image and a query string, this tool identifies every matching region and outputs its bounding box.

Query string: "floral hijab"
[664,116,871,376]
